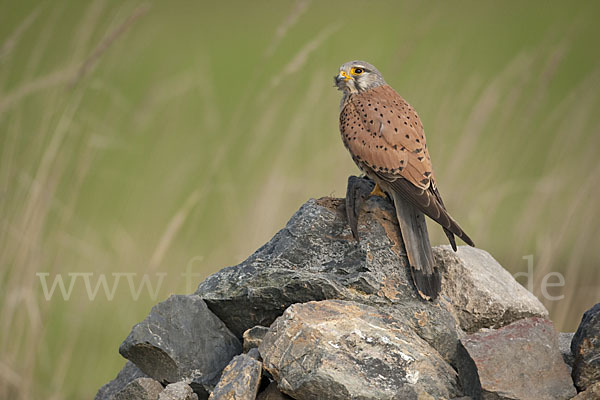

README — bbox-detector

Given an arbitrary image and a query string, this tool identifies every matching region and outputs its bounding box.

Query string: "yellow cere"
[340,70,353,81]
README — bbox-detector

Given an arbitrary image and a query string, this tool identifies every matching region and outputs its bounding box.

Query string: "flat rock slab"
[571,303,600,391]
[209,354,262,400]
[119,295,241,398]
[457,317,576,400]
[435,245,548,333]
[114,377,163,400]
[159,382,198,400]
[95,361,149,400]
[259,300,460,400]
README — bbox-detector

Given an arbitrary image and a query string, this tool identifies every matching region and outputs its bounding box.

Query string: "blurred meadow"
[1,0,599,398]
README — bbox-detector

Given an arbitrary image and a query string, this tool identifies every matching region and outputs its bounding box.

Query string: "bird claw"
[345,175,376,241]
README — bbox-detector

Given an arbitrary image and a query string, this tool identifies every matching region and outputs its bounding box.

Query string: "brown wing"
[339,85,474,247]
[339,85,433,187]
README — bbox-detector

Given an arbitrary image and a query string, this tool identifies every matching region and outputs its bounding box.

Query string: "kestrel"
[335,60,474,300]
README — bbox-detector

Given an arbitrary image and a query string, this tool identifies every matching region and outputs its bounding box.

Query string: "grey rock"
[435,245,549,333]
[119,294,241,398]
[242,325,269,352]
[196,191,549,368]
[457,317,576,400]
[259,300,460,400]
[196,195,460,364]
[256,382,294,400]
[571,303,600,391]
[559,332,575,371]
[95,361,149,400]
[114,377,163,400]
[208,354,262,400]
[159,382,198,400]
[246,347,261,361]
[571,381,600,399]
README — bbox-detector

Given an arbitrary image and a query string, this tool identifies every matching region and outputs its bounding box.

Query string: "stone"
[246,348,261,361]
[114,377,163,400]
[559,332,575,371]
[571,381,600,399]
[195,195,461,364]
[242,326,269,352]
[259,300,460,400]
[159,382,198,400]
[571,303,600,391]
[435,245,548,333]
[256,382,293,400]
[119,295,241,398]
[457,317,576,400]
[95,361,149,400]
[196,188,549,367]
[208,354,262,400]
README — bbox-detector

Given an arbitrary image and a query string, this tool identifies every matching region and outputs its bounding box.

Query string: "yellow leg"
[369,183,386,197]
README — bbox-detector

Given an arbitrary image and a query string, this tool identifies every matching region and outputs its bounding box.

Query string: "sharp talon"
[369,183,386,198]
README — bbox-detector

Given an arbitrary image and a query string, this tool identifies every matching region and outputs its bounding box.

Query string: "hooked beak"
[334,70,353,89]
[337,70,353,82]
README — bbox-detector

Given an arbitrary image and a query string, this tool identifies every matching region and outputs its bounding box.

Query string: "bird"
[335,60,474,300]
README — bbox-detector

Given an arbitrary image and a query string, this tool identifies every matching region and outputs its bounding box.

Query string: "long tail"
[391,191,441,300]
[385,178,475,249]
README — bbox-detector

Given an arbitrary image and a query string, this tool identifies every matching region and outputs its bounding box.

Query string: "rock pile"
[95,180,599,400]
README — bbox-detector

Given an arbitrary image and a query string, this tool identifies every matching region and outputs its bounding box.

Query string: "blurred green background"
[1,0,599,398]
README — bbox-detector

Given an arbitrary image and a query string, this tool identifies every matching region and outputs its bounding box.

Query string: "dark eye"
[353,67,364,75]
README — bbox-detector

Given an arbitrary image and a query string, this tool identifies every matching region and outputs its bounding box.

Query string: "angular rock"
[435,245,548,333]
[246,347,261,361]
[196,195,461,363]
[256,382,293,400]
[114,377,163,400]
[119,295,241,398]
[208,354,262,400]
[242,325,269,352]
[159,382,198,400]
[571,303,600,391]
[457,317,576,400]
[571,381,600,399]
[95,361,149,400]
[260,300,460,400]
[559,332,575,371]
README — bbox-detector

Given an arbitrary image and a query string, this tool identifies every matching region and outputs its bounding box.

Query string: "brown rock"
[209,354,262,400]
[114,377,164,400]
[457,317,576,400]
[242,326,269,352]
[259,300,460,400]
[570,381,600,399]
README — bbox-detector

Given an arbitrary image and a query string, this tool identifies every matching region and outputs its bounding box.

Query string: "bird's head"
[335,60,386,94]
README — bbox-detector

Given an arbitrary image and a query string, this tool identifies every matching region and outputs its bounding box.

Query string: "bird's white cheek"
[347,80,359,93]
